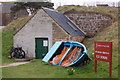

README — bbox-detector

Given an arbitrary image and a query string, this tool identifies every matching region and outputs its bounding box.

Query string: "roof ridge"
[42,7,58,12]
[42,7,63,14]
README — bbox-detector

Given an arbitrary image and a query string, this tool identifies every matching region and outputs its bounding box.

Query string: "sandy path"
[0,26,5,29]
[0,61,29,68]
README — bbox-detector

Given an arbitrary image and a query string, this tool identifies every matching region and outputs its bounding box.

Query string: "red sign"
[94,41,112,77]
[94,41,112,62]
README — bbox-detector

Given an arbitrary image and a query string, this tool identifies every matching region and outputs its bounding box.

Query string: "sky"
[0,0,119,8]
[51,0,120,9]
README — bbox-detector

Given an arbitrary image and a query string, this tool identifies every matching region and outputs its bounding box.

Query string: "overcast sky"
[0,0,119,3]
[51,0,120,9]
[0,0,120,8]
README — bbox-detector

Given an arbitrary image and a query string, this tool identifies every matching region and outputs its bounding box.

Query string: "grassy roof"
[57,5,118,21]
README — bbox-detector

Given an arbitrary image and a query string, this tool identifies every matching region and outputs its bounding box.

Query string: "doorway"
[35,38,48,59]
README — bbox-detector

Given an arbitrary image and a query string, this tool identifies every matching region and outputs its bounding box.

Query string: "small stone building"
[14,8,85,59]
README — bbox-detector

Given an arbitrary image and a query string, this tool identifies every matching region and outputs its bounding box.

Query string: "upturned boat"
[42,41,89,67]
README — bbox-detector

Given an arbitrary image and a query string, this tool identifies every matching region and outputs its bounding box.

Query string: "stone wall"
[70,36,85,43]
[2,13,12,26]
[52,22,70,44]
[11,9,28,20]
[65,12,114,37]
[0,13,2,26]
[16,9,28,18]
[52,22,85,43]
[1,9,28,26]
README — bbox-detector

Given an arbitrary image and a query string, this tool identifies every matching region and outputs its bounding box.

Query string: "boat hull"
[42,41,88,67]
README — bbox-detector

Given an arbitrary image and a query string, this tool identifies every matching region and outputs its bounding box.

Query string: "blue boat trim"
[42,41,63,63]
[42,41,89,67]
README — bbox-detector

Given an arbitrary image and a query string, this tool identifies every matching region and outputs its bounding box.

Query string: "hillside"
[57,5,119,77]
[57,5,118,19]
[0,33,1,52]
[58,6,118,37]
[2,6,119,78]
[2,15,33,65]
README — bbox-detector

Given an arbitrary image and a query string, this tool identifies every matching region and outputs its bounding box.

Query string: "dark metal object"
[9,47,25,59]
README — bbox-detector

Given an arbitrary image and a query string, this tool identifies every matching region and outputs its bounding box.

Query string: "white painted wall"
[14,9,53,59]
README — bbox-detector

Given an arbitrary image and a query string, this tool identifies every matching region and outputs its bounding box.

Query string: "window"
[43,40,48,47]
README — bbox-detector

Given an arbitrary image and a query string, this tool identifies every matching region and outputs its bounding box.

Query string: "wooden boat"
[42,41,88,67]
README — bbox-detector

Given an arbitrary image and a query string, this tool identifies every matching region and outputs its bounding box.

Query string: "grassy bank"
[0,29,2,79]
[2,16,32,65]
[58,6,119,78]
[57,5,118,20]
[83,22,118,78]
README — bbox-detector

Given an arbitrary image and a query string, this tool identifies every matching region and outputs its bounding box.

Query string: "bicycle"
[9,47,25,59]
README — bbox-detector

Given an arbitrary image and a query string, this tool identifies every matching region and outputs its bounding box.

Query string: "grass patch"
[58,6,118,78]
[2,60,118,78]
[57,6,118,21]
[2,16,32,65]
[82,20,118,78]
[0,30,2,79]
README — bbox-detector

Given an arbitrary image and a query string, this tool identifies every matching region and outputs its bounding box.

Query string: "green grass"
[0,29,2,79]
[2,16,32,65]
[57,6,119,78]
[57,6,118,20]
[2,6,119,78]
[83,22,118,78]
[2,60,117,78]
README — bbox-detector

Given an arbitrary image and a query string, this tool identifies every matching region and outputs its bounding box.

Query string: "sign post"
[94,41,112,77]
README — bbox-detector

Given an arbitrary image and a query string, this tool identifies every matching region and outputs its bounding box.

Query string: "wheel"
[18,50,25,59]
[9,52,16,59]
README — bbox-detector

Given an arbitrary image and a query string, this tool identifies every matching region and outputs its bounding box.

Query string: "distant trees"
[10,2,54,13]
[25,2,54,9]
[10,2,54,19]
[10,2,25,13]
